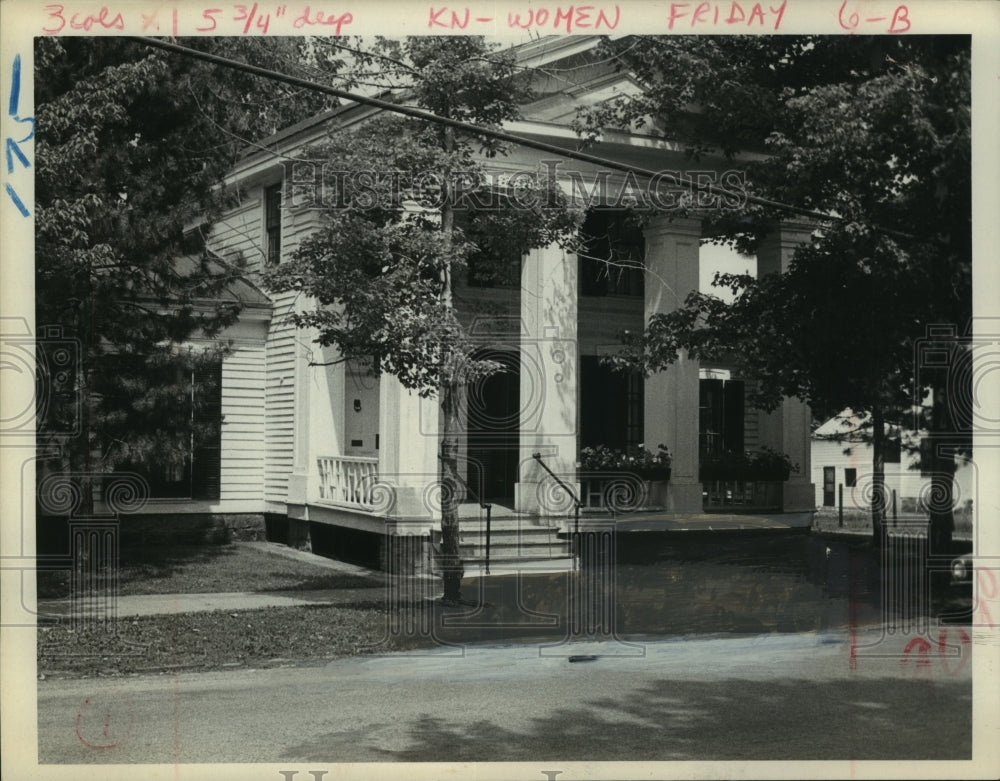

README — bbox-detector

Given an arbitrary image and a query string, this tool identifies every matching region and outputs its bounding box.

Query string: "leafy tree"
[34,36,350,514]
[264,37,579,603]
[587,35,970,549]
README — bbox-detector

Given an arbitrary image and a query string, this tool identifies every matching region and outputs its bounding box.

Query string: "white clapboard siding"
[220,344,266,503]
[209,179,334,506]
[265,290,298,502]
[208,197,266,274]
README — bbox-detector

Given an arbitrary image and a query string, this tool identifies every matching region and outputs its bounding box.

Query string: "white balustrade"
[316,455,379,510]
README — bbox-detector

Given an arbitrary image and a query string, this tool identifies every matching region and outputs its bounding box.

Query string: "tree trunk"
[75,301,95,517]
[438,377,465,604]
[928,377,956,554]
[870,405,886,547]
[437,125,465,604]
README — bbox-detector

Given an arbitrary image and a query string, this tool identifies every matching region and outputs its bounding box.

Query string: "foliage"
[699,447,798,482]
[578,444,672,479]
[33,37,349,504]
[264,38,579,394]
[262,37,581,602]
[586,35,970,546]
[265,116,577,395]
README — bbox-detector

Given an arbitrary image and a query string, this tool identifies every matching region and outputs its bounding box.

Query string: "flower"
[578,443,672,478]
[699,446,798,481]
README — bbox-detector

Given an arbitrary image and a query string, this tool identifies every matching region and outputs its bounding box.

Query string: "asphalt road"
[36,628,980,767]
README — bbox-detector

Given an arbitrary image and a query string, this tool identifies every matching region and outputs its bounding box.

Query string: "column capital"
[643,215,703,240]
[760,220,815,248]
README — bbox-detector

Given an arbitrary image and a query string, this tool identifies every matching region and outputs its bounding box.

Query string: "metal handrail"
[437,457,493,574]
[532,453,582,571]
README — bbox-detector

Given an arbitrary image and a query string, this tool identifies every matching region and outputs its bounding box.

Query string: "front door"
[466,352,519,503]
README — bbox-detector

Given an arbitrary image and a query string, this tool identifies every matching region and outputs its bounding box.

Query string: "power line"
[129,36,837,226]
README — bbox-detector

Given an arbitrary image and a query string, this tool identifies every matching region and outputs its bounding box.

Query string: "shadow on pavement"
[281,675,972,762]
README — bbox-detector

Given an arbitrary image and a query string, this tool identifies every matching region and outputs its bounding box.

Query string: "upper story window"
[265,183,282,266]
[454,210,523,288]
[579,209,645,297]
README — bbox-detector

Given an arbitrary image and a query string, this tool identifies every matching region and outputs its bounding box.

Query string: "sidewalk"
[37,587,392,619]
[36,541,403,619]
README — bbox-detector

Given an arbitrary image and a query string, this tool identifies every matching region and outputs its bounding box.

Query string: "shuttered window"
[265,184,282,266]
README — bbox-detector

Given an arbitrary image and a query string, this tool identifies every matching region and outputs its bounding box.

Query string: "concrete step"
[457,528,565,543]
[434,554,577,575]
[451,518,564,532]
[432,518,575,575]
[456,542,572,558]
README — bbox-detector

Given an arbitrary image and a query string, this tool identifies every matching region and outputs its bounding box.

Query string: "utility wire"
[128,36,843,227]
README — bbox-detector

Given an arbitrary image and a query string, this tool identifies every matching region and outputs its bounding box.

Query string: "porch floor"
[455,503,815,533]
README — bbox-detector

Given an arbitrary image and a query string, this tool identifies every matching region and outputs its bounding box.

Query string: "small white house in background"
[811,409,974,516]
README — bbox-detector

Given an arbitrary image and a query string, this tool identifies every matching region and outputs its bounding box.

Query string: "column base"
[783,481,817,513]
[385,486,436,521]
[286,472,310,505]
[667,481,704,513]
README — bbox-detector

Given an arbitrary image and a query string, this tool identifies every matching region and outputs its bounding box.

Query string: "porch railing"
[316,455,379,510]
[702,479,782,511]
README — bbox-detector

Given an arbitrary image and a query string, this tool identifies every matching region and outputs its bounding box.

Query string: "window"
[699,378,744,458]
[467,246,522,288]
[579,210,645,297]
[454,210,522,288]
[265,183,282,265]
[580,356,643,451]
[845,468,857,488]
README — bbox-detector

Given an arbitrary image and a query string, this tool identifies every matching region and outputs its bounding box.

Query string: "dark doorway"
[467,351,520,503]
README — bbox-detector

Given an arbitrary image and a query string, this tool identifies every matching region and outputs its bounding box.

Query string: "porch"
[296,453,813,575]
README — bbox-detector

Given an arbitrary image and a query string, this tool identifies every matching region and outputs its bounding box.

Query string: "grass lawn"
[37,541,398,677]
[37,542,383,599]
[38,604,397,677]
[812,507,974,539]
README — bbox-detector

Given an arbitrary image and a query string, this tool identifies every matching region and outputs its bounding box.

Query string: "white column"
[286,320,314,506]
[515,243,579,515]
[756,221,816,512]
[644,217,703,512]
[378,376,439,522]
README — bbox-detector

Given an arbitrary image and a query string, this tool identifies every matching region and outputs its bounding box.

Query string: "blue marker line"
[6,137,30,173]
[8,54,20,117]
[5,182,30,217]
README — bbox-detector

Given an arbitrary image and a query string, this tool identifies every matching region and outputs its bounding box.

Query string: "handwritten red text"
[838,1,910,34]
[900,627,971,677]
[666,1,787,30]
[42,4,125,34]
[428,5,619,32]
[292,5,353,33]
[507,5,620,32]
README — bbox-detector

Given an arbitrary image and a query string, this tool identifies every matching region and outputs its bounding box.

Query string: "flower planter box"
[581,474,671,511]
[702,479,783,511]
